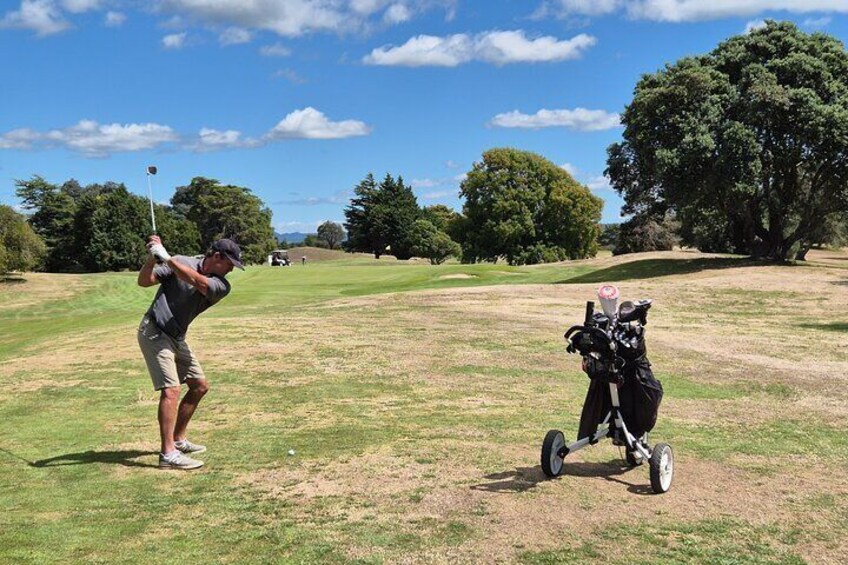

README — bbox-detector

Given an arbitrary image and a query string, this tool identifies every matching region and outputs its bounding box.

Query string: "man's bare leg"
[174,379,209,442]
[158,386,181,454]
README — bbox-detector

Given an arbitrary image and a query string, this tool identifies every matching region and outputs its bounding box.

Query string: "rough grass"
[1,249,846,564]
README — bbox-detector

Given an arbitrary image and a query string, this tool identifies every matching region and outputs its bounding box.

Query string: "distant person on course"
[137,235,243,470]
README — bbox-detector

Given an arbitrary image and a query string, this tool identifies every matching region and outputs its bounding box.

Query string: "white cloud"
[1,109,370,157]
[266,107,371,140]
[489,107,621,131]
[281,190,351,205]
[272,68,306,84]
[260,43,291,57]
[445,160,460,169]
[275,221,322,232]
[219,27,252,45]
[190,128,260,152]
[544,0,848,22]
[0,120,179,156]
[38,120,178,157]
[365,30,595,66]
[0,128,42,150]
[804,16,832,27]
[104,11,125,27]
[0,0,70,36]
[162,32,187,49]
[561,162,579,176]
[744,19,766,33]
[157,0,349,37]
[534,0,620,19]
[411,178,440,188]
[60,0,100,13]
[384,3,411,23]
[586,174,613,192]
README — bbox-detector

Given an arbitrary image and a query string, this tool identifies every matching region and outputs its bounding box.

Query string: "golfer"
[137,235,243,470]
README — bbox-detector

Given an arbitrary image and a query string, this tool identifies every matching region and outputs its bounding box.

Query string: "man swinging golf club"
[137,235,243,469]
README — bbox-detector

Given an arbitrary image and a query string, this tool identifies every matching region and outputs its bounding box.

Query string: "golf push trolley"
[540,285,674,494]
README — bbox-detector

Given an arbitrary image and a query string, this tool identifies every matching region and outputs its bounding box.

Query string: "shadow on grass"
[558,257,756,284]
[0,276,26,284]
[800,322,848,332]
[469,466,548,493]
[471,460,654,495]
[563,460,654,495]
[30,449,158,468]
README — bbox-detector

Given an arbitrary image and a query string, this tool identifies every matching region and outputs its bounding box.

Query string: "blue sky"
[1,1,847,232]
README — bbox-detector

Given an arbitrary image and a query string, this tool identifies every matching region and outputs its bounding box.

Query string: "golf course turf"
[1,249,846,564]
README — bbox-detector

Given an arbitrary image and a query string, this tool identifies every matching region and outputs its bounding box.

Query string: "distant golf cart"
[268,250,291,267]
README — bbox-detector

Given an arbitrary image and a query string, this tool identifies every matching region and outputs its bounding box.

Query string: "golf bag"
[568,295,663,443]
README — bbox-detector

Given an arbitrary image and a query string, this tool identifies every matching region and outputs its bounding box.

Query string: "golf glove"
[149,243,172,263]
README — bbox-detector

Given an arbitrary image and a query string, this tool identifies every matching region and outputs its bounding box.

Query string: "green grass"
[522,519,805,564]
[1,252,846,563]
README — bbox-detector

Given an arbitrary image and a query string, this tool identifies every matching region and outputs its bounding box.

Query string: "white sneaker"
[159,452,204,470]
[174,439,207,454]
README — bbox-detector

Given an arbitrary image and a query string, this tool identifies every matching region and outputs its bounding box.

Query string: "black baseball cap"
[211,238,245,270]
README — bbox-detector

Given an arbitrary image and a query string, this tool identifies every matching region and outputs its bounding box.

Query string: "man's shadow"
[471,460,653,495]
[0,447,159,469]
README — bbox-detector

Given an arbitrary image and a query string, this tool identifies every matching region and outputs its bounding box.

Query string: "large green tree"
[15,176,78,271]
[459,148,603,265]
[343,173,422,259]
[343,173,384,257]
[607,21,848,261]
[0,205,46,274]
[15,176,201,272]
[69,184,200,272]
[409,219,461,265]
[316,221,346,250]
[171,177,277,264]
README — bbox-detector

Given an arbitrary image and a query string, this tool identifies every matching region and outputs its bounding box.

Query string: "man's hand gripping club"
[147,235,172,263]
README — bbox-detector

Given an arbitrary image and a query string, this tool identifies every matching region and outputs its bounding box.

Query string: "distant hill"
[275,231,312,244]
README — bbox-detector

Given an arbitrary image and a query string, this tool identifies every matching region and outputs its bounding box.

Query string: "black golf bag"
[568,299,663,442]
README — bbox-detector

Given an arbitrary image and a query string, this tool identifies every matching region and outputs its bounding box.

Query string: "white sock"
[174,439,186,446]
[162,450,179,459]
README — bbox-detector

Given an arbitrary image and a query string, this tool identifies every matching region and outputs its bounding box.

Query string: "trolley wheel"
[541,429,566,477]
[649,442,674,494]
[625,449,644,467]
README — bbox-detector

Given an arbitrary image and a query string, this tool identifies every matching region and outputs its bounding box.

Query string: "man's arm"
[165,258,212,296]
[137,254,159,287]
[147,236,215,296]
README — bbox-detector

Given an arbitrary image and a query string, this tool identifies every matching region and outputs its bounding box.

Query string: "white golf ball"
[288,449,296,456]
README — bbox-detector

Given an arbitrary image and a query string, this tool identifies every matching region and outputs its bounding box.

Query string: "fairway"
[1,251,847,564]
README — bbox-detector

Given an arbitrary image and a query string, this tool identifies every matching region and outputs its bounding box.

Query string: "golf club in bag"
[540,284,674,494]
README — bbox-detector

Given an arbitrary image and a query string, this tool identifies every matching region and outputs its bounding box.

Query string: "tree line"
[342,149,603,265]
[3,176,276,274]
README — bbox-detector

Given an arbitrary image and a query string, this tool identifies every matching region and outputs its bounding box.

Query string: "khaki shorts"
[137,316,206,390]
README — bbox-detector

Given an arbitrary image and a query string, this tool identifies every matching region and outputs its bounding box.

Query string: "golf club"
[146,165,158,234]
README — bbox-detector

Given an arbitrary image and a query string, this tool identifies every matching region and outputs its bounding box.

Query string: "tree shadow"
[469,466,548,493]
[0,275,27,284]
[557,257,758,284]
[29,449,158,468]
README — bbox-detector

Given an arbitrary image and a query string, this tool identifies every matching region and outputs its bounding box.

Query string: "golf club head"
[147,166,157,175]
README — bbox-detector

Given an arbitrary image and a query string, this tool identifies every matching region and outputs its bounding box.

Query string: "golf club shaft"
[146,172,157,234]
